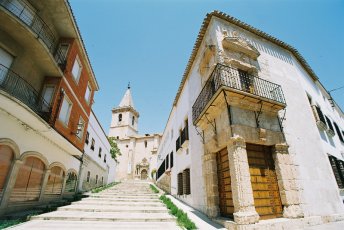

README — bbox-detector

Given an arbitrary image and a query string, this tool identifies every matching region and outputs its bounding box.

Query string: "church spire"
[119,84,135,108]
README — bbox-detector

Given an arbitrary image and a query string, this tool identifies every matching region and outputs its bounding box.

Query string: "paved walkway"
[10,181,179,229]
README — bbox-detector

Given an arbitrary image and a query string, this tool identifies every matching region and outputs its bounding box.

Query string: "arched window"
[132,116,135,126]
[10,156,45,202]
[118,114,122,122]
[0,145,14,201]
[65,171,77,193]
[144,140,147,148]
[45,166,65,197]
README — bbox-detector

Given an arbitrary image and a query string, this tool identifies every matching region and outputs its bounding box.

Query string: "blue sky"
[70,0,344,134]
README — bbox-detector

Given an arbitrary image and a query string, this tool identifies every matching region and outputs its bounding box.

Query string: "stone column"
[60,175,68,198]
[273,144,304,218]
[202,151,219,218]
[38,169,51,202]
[0,159,23,214]
[227,136,259,224]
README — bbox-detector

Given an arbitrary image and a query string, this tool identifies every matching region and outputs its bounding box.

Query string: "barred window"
[183,169,191,195]
[177,173,183,195]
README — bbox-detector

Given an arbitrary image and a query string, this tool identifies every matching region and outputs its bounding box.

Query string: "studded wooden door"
[216,148,234,218]
[247,144,283,220]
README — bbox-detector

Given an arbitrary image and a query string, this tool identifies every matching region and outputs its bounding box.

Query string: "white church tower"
[109,85,140,139]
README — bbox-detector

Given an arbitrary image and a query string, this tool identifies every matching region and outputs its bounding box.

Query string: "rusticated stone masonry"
[273,143,304,218]
[227,136,259,224]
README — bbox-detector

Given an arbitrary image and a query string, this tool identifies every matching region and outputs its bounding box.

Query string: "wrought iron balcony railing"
[0,0,67,69]
[192,64,286,124]
[0,64,52,123]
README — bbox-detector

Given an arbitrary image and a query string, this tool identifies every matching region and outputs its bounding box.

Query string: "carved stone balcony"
[192,64,286,126]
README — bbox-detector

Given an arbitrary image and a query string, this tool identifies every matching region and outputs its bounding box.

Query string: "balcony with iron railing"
[192,64,286,125]
[0,0,67,71]
[0,64,52,123]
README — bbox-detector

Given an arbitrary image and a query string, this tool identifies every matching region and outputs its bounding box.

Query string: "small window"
[126,145,128,148]
[76,116,85,139]
[177,173,183,195]
[334,122,344,143]
[183,169,191,195]
[86,171,90,182]
[71,56,82,82]
[84,83,92,104]
[118,114,122,122]
[104,154,107,163]
[165,155,169,170]
[85,132,89,145]
[55,43,69,64]
[95,175,98,185]
[132,116,135,126]
[144,140,147,148]
[101,177,104,185]
[98,147,102,158]
[91,138,95,151]
[170,152,174,168]
[42,85,55,112]
[58,95,72,125]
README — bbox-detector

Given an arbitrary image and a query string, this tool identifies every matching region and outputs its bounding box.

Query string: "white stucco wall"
[157,16,344,217]
[81,111,116,189]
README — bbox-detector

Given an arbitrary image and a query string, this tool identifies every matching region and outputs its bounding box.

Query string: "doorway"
[247,144,283,220]
[141,169,148,180]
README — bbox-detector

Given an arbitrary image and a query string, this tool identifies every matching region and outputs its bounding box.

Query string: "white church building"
[109,86,161,181]
[156,11,344,229]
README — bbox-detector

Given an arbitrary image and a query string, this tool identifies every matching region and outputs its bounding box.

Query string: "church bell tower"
[109,84,139,139]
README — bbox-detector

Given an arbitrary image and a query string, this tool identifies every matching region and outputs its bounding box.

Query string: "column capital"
[274,143,289,153]
[229,135,246,148]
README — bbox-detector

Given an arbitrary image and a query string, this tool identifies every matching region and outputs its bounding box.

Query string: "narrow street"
[11,181,179,229]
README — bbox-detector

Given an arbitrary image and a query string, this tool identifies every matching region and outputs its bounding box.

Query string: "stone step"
[89,194,158,198]
[82,197,161,202]
[12,220,180,229]
[30,211,176,222]
[58,205,168,213]
[72,200,165,207]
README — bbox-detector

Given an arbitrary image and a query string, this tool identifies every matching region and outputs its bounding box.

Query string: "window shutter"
[334,122,344,143]
[325,116,334,132]
[170,152,174,168]
[328,156,344,189]
[177,173,183,195]
[183,169,191,195]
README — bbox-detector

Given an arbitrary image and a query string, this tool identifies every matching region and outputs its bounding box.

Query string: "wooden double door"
[247,144,283,220]
[216,144,282,220]
[216,148,234,218]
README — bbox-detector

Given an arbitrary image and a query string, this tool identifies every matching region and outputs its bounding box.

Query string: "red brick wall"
[43,38,95,151]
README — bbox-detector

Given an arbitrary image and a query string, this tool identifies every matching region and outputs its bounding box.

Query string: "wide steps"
[89,194,158,198]
[58,205,168,213]
[81,197,161,202]
[72,200,165,207]
[30,211,176,222]
[11,220,180,229]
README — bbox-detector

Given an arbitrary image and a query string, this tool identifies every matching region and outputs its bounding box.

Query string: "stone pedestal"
[227,136,259,224]
[273,143,304,218]
[202,151,220,218]
[0,159,23,214]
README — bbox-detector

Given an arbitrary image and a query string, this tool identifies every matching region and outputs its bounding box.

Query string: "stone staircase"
[11,181,179,229]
